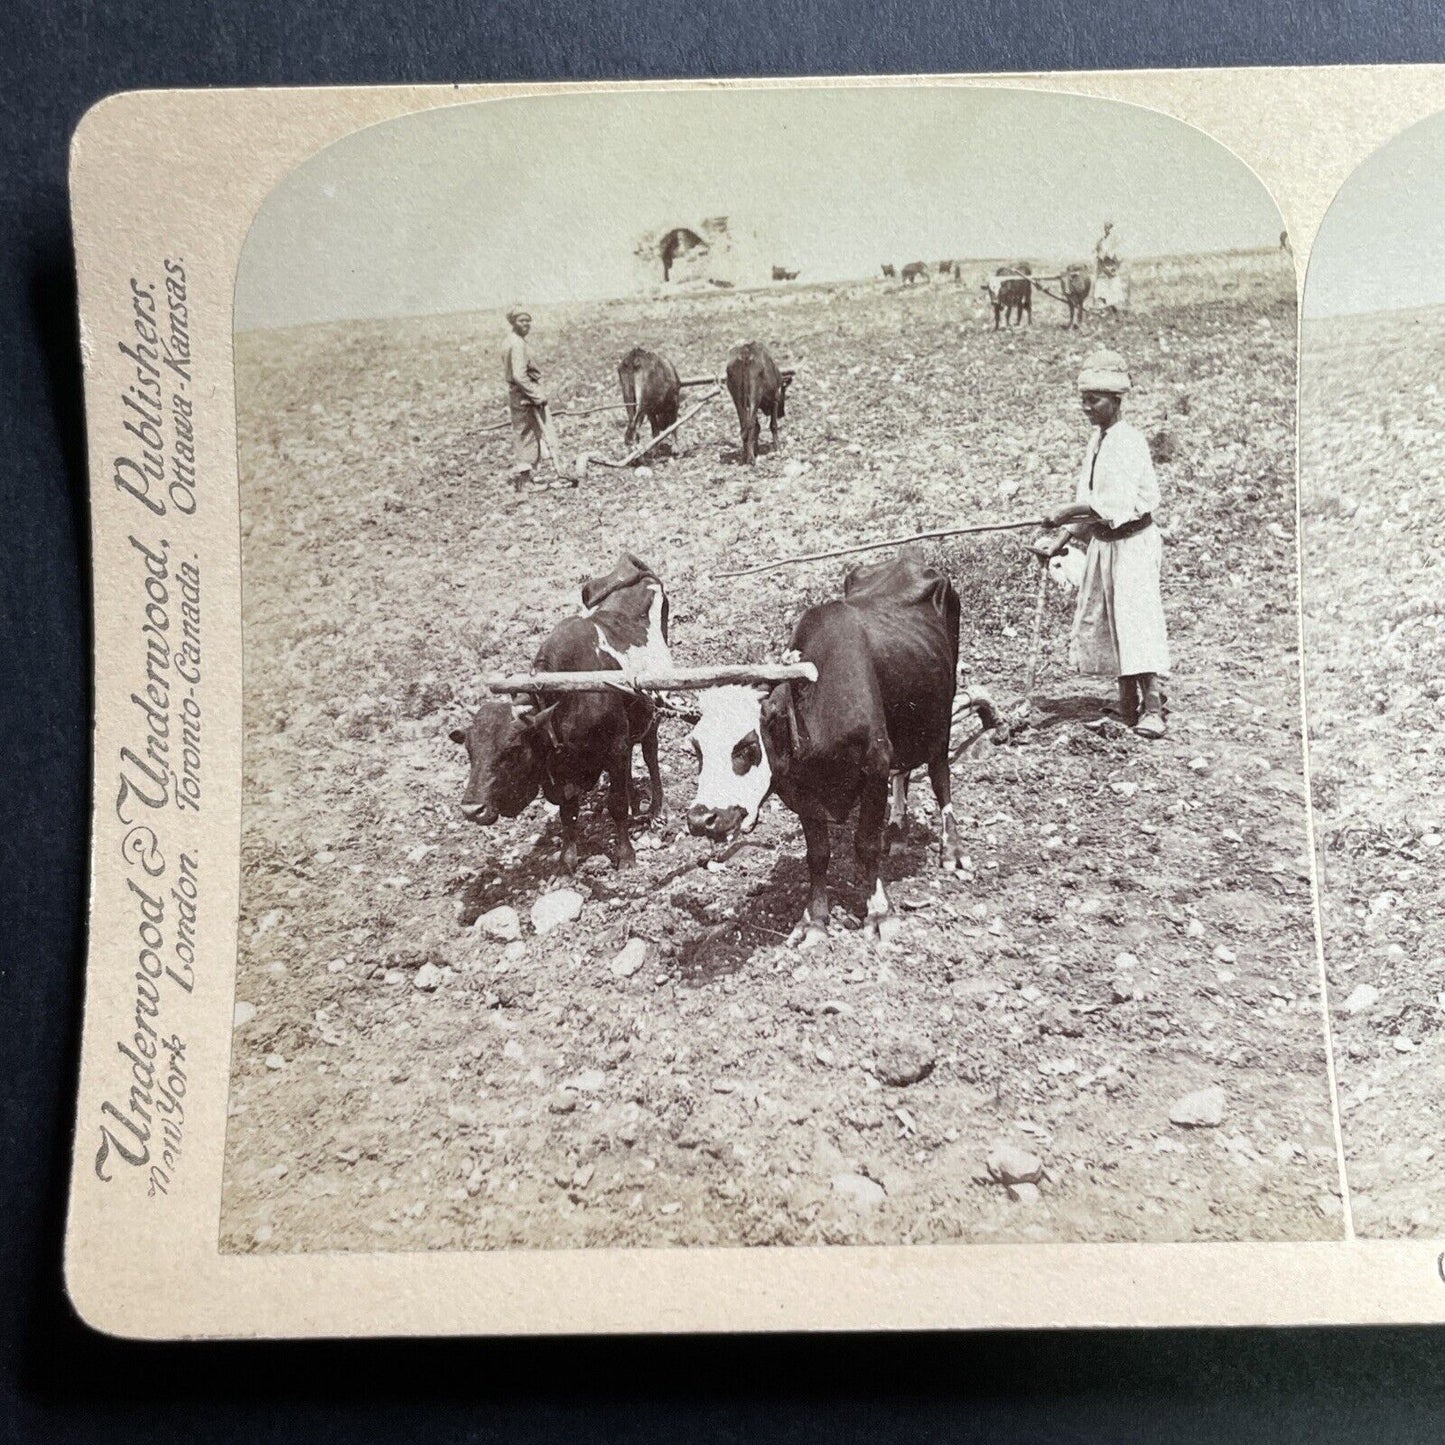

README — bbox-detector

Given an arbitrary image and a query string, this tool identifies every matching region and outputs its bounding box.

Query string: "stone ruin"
[631,216,771,291]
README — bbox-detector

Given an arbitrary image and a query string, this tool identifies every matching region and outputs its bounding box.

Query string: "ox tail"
[953,685,1001,733]
[949,685,1005,761]
[619,360,639,437]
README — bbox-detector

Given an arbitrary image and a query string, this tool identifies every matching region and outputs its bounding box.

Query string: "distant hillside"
[238,248,1296,341]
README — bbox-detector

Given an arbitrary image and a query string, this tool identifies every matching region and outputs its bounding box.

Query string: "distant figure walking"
[502,306,573,490]
[1040,348,1170,738]
[1094,220,1127,314]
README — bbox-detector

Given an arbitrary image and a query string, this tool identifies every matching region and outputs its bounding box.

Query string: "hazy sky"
[236,86,1285,331]
[1306,109,1445,318]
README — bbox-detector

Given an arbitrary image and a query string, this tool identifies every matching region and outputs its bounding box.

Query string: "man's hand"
[1043,503,1093,530]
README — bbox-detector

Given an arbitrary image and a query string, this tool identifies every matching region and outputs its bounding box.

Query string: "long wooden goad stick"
[718,517,1047,579]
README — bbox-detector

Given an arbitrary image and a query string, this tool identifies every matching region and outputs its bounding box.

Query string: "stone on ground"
[610,938,648,978]
[1342,983,1379,1015]
[831,1173,886,1209]
[1169,1085,1227,1128]
[532,889,584,936]
[478,905,521,942]
[874,1039,936,1087]
[986,1146,1044,1186]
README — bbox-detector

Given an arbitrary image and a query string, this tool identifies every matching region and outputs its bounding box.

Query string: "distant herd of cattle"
[767,258,1094,331]
[451,551,998,944]
[878,261,956,282]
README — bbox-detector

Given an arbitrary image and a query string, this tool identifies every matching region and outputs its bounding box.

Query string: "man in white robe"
[1042,347,1170,737]
[1094,220,1127,313]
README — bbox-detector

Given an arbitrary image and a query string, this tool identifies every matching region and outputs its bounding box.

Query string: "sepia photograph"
[1302,110,1445,1239]
[213,84,1336,1255]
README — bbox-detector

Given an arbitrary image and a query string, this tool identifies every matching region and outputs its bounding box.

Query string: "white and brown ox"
[685,551,996,946]
[450,553,671,872]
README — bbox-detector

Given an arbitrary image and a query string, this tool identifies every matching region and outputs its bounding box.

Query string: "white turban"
[506,306,531,325]
[1077,348,1131,394]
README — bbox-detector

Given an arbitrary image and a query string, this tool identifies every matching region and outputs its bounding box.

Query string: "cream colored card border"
[65,67,1445,1339]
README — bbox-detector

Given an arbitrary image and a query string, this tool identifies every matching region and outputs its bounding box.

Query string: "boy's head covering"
[506,306,531,324]
[1077,348,1131,394]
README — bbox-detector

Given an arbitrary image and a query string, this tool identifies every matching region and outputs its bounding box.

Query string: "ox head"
[1048,544,1089,593]
[685,684,791,842]
[448,699,559,826]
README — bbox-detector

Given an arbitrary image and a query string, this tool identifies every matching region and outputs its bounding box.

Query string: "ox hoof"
[787,918,828,949]
[614,846,636,872]
[865,912,903,949]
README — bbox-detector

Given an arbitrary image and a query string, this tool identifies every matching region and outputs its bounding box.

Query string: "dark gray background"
[5,1,1445,1439]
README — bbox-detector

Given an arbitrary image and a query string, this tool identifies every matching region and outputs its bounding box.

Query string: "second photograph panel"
[1303,110,1445,1239]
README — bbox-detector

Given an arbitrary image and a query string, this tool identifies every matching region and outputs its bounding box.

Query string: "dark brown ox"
[685,550,995,946]
[1059,262,1091,329]
[771,266,801,281]
[724,341,790,465]
[880,264,897,279]
[617,346,681,449]
[900,261,930,285]
[449,554,670,873]
[984,264,1033,329]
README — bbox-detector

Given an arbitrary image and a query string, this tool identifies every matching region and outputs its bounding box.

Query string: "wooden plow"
[583,386,723,471]
[948,567,1051,760]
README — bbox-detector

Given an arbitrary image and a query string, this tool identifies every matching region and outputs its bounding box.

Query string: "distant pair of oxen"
[619,341,791,466]
[450,551,996,946]
[984,263,1094,331]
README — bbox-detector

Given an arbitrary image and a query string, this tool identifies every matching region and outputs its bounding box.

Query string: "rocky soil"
[221,253,1341,1254]
[1302,306,1445,1238]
